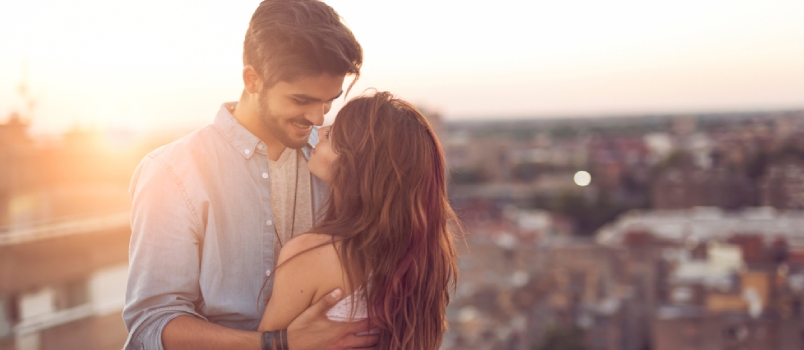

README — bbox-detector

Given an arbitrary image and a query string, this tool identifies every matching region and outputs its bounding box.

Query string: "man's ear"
[243,65,263,95]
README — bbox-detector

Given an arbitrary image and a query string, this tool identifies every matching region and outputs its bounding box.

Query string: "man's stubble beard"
[257,91,309,150]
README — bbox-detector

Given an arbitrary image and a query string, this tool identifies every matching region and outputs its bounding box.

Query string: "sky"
[1,0,804,135]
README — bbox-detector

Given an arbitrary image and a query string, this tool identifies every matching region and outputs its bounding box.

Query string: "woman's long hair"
[314,91,459,349]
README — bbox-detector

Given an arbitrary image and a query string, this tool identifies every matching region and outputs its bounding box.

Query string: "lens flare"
[574,171,591,187]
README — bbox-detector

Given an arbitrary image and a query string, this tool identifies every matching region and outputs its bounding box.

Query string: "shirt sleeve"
[123,155,207,350]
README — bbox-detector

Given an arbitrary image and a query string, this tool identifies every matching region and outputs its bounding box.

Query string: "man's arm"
[161,316,261,350]
[124,156,212,350]
[162,290,377,350]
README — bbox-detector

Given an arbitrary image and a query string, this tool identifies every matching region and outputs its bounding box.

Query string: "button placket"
[256,153,275,289]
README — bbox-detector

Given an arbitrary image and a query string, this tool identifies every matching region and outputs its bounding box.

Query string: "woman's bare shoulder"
[277,233,350,303]
[259,233,340,331]
[276,232,338,266]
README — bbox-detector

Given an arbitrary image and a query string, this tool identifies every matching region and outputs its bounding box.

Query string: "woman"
[258,91,460,349]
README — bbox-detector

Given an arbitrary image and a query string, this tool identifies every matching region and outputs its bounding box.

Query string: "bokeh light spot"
[574,171,592,187]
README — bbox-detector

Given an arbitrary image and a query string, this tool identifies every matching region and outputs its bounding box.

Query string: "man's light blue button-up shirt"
[123,103,328,349]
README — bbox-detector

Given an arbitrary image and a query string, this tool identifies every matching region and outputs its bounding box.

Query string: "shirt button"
[244,149,250,155]
[262,173,269,179]
[257,144,265,150]
[265,269,272,276]
[266,220,273,226]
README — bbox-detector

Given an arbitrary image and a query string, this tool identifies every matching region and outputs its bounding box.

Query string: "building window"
[0,297,14,339]
[53,279,89,311]
[723,325,749,342]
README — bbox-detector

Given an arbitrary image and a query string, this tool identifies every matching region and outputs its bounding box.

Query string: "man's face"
[257,73,346,149]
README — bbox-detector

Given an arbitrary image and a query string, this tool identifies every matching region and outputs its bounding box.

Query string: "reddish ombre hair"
[314,91,460,349]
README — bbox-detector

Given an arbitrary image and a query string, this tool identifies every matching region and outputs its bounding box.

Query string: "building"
[598,207,804,350]
[652,163,756,210]
[0,115,151,350]
[760,159,804,210]
[0,213,130,350]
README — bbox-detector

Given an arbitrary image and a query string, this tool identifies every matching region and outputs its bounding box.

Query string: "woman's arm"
[258,234,341,331]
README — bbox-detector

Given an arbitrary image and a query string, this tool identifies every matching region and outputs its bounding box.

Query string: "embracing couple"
[122,0,459,349]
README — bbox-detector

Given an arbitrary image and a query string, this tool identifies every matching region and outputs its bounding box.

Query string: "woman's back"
[258,233,367,331]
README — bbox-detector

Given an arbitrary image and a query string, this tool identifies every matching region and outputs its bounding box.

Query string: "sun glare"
[1,0,803,134]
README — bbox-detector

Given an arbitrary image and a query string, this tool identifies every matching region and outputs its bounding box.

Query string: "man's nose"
[306,104,326,126]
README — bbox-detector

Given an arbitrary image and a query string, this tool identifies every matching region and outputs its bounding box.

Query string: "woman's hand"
[286,288,378,350]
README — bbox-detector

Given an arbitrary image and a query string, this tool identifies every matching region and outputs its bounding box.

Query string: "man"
[123,1,374,349]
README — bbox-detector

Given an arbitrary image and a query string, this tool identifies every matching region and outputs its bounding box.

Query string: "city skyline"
[2,0,804,135]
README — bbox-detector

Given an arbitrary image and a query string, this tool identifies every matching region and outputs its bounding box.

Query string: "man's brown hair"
[244,0,363,89]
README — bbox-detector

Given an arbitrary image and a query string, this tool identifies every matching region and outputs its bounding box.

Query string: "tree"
[533,325,586,350]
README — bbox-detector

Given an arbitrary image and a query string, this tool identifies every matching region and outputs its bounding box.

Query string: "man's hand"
[287,289,379,350]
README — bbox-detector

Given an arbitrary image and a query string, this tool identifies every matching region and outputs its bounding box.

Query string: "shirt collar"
[213,102,317,160]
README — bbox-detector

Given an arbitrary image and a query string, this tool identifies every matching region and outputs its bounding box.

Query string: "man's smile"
[291,120,313,132]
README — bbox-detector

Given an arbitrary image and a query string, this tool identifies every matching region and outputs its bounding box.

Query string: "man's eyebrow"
[291,90,343,102]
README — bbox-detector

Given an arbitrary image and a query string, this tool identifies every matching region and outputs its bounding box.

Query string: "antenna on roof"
[16,59,37,122]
